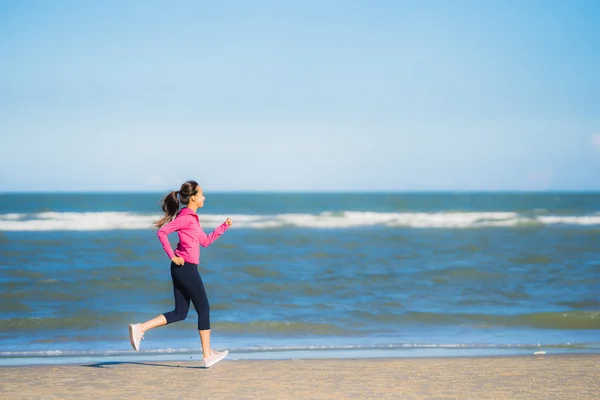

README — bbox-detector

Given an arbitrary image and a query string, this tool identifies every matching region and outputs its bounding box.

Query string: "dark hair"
[154,180,199,228]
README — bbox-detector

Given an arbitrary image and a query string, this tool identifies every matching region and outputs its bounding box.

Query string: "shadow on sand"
[84,361,205,369]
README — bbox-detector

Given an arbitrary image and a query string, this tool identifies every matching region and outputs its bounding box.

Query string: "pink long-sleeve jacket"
[157,207,229,265]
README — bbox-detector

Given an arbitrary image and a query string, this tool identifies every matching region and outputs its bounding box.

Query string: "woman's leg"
[142,263,191,333]
[129,262,191,351]
[199,329,211,359]
[140,314,167,332]
[173,263,212,358]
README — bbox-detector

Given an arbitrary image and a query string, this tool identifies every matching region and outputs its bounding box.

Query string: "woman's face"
[191,187,206,208]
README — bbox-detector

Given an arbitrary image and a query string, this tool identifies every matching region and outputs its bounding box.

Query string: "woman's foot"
[203,349,228,368]
[128,324,144,351]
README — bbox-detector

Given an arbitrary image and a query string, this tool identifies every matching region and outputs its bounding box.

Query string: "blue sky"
[1,0,599,192]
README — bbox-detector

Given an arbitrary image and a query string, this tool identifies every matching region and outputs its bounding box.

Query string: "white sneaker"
[128,323,144,351]
[203,349,228,368]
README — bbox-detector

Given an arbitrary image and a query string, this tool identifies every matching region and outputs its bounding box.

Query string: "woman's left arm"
[198,218,232,248]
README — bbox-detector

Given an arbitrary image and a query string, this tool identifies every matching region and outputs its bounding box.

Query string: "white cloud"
[592,134,600,150]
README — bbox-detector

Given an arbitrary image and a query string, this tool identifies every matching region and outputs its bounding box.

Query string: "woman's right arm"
[157,215,188,260]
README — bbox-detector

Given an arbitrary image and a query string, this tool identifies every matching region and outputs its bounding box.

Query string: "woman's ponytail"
[154,190,180,228]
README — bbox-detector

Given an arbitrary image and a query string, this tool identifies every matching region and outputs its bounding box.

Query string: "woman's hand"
[225,217,232,227]
[171,256,185,266]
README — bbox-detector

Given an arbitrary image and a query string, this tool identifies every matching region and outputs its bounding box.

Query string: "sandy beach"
[1,354,598,399]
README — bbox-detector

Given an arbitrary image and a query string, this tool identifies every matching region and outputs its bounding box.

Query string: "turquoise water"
[1,193,599,365]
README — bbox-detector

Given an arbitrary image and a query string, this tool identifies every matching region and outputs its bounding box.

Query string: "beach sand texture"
[1,354,599,399]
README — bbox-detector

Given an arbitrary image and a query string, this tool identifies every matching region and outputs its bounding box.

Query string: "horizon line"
[1,189,600,195]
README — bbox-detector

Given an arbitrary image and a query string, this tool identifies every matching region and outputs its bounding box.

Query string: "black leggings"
[162,262,210,330]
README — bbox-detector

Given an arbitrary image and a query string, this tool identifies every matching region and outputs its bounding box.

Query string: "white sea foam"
[0,211,599,231]
[0,212,157,231]
[1,213,22,220]
[0,342,584,359]
[537,215,600,226]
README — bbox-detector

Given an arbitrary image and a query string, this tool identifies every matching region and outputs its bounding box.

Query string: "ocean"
[1,192,599,365]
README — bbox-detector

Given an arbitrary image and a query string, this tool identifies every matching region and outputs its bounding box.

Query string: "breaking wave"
[1,211,599,231]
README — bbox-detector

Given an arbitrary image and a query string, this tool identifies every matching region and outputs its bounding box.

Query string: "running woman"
[128,180,232,368]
